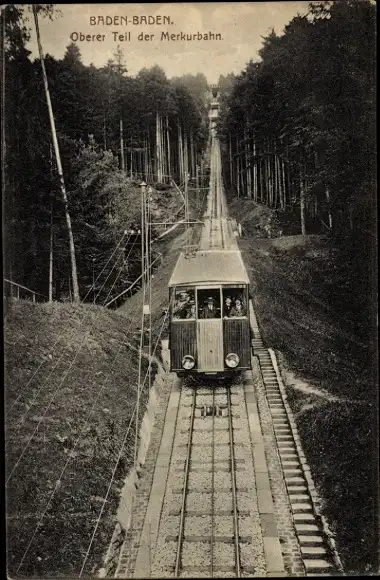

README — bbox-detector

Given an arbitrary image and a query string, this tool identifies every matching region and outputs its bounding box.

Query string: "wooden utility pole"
[184,171,190,247]
[196,164,199,210]
[33,6,79,302]
[2,7,9,304]
[113,45,126,171]
[135,181,147,468]
[49,204,53,302]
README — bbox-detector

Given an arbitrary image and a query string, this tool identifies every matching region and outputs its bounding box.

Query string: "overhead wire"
[79,295,174,576]
[5,231,129,419]
[5,244,128,447]
[5,235,137,469]
[15,307,139,574]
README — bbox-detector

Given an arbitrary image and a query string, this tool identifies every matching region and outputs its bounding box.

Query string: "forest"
[2,5,209,305]
[217,0,376,329]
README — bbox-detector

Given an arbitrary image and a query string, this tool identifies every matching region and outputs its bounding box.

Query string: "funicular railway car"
[168,250,252,378]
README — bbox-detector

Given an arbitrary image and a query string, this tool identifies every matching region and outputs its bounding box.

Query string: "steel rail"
[174,388,196,577]
[227,388,241,577]
[211,389,216,577]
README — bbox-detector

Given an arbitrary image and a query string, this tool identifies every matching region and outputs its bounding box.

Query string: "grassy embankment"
[228,198,378,574]
[4,183,191,577]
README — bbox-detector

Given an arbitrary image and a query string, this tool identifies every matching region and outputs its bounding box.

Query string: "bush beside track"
[229,198,377,574]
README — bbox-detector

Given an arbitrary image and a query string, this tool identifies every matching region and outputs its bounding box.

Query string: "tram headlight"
[182,355,195,370]
[225,353,240,368]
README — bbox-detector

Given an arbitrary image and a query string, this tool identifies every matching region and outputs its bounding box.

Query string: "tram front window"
[197,289,221,319]
[172,288,195,320]
[222,288,247,318]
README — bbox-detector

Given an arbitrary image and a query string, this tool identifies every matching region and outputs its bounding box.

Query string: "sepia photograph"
[2,2,377,578]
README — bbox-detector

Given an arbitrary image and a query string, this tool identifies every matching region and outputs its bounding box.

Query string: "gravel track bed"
[192,431,213,445]
[214,471,233,489]
[233,430,251,445]
[236,493,253,512]
[181,385,195,394]
[190,447,212,462]
[214,446,232,461]
[236,469,255,489]
[174,431,191,446]
[167,471,185,489]
[184,492,212,511]
[232,413,249,427]
[230,445,247,461]
[163,494,181,513]
[184,515,212,535]
[214,515,234,536]
[193,417,214,430]
[182,541,211,566]
[213,542,236,565]
[195,386,226,395]
[140,378,267,579]
[239,515,256,537]
[178,406,192,418]
[195,394,228,406]
[214,491,233,512]
[180,570,211,578]
[179,418,192,430]
[240,542,266,574]
[152,541,177,568]
[188,471,212,489]
[161,516,180,536]
[208,430,230,445]
[151,569,175,578]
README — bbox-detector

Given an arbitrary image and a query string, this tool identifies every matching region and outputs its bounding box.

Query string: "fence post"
[17,286,20,299]
[32,293,36,303]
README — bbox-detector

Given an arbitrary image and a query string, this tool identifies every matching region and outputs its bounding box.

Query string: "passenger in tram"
[201,296,219,319]
[186,300,197,319]
[173,291,191,319]
[223,296,233,318]
[229,297,247,317]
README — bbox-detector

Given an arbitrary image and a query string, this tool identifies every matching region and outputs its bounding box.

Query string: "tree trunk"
[280,155,286,209]
[103,115,107,150]
[120,118,125,170]
[325,186,333,230]
[253,139,257,202]
[236,136,240,197]
[33,7,79,302]
[190,128,195,179]
[229,132,233,190]
[156,111,161,182]
[166,116,171,180]
[178,121,184,183]
[130,137,133,179]
[160,113,165,181]
[300,167,306,235]
[244,127,251,198]
[184,129,189,179]
[49,204,53,303]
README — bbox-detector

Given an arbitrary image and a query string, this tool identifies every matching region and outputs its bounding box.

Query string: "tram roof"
[168,250,250,287]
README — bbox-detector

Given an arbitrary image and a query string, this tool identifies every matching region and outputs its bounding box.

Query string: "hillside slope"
[229,199,377,574]
[4,227,187,577]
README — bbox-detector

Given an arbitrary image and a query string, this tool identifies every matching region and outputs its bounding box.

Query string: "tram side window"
[197,289,221,319]
[172,288,196,320]
[222,288,247,318]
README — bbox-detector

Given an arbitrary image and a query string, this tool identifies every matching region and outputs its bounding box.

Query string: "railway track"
[150,381,267,578]
[173,386,242,577]
[114,127,343,578]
